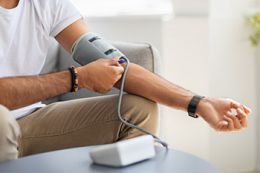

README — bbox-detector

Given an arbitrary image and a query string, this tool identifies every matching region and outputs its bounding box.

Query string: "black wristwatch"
[188,95,205,118]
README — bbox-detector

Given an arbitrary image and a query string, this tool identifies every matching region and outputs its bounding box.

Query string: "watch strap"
[188,95,205,118]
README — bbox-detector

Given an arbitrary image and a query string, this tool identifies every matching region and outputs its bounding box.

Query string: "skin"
[0,0,251,133]
[0,0,18,9]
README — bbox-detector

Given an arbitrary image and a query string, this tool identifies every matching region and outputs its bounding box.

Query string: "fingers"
[228,98,251,115]
[237,108,248,128]
[242,105,251,114]
[216,120,229,132]
[227,112,242,130]
[107,59,125,75]
[218,114,241,132]
[218,111,247,132]
[209,98,250,132]
[98,58,119,66]
[99,58,124,75]
[228,98,243,110]
[113,66,125,75]
[223,115,235,131]
[108,58,120,66]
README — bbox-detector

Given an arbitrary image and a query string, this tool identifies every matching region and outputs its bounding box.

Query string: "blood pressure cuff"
[72,33,126,66]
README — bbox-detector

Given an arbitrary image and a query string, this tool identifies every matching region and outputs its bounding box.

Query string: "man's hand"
[197,98,251,132]
[77,58,124,94]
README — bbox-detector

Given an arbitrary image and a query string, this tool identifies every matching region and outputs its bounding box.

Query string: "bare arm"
[55,19,87,54]
[115,64,194,112]
[114,63,251,132]
[0,71,71,110]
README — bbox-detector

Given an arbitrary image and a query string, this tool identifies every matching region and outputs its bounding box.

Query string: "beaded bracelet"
[68,66,79,92]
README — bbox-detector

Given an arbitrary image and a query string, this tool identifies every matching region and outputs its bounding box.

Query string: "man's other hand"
[77,58,124,94]
[197,97,251,132]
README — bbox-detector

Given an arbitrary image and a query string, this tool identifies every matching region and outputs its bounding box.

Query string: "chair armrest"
[57,41,162,101]
[111,41,161,74]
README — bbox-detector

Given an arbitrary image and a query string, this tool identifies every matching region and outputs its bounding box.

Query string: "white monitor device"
[89,135,156,167]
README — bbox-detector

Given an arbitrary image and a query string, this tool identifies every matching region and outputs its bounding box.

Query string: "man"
[0,0,251,162]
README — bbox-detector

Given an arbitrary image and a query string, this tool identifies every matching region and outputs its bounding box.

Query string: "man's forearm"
[116,63,195,112]
[0,71,71,110]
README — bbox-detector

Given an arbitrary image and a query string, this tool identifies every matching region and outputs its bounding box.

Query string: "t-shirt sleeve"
[48,0,83,37]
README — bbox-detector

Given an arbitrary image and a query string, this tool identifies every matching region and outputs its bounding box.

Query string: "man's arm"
[0,58,124,110]
[0,71,71,110]
[56,19,251,132]
[54,19,193,112]
[0,21,124,110]
[55,20,88,54]
[115,64,251,132]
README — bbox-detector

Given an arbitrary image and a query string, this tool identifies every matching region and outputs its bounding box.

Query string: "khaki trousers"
[0,94,159,160]
[0,106,20,162]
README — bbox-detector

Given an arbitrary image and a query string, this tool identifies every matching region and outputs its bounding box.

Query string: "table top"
[0,146,219,173]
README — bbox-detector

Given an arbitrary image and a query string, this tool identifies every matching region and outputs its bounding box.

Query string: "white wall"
[209,0,257,173]
[162,15,257,173]
[86,17,164,52]
[167,1,258,173]
[161,17,211,160]
[173,0,209,16]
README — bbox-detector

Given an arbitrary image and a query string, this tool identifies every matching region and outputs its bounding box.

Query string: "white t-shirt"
[0,0,82,119]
